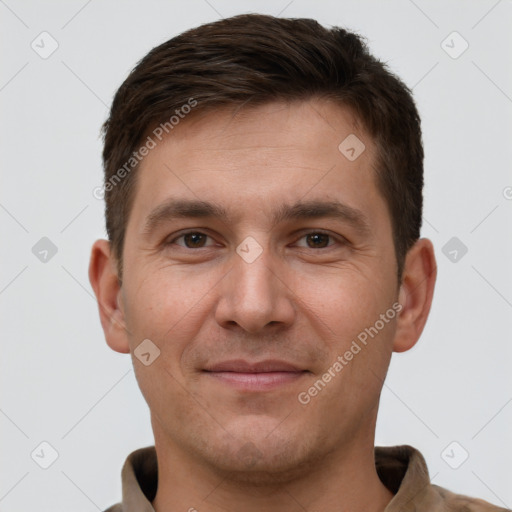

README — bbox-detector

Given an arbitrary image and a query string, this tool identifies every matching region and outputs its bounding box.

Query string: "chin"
[197,425,328,486]
[218,444,328,487]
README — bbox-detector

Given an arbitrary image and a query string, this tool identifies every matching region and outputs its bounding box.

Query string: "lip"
[204,359,304,373]
[203,359,308,391]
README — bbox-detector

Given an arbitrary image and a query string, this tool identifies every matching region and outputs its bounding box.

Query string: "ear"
[88,239,130,354]
[393,238,437,353]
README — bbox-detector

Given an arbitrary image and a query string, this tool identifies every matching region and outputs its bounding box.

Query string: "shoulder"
[430,484,510,511]
[375,445,509,512]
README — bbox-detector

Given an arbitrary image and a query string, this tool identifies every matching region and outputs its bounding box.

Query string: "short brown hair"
[102,14,424,283]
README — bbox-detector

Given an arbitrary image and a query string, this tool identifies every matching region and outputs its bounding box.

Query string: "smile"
[203,359,309,391]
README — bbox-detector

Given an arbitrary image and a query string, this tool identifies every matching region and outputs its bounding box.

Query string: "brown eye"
[305,233,331,248]
[182,233,208,248]
[169,232,214,248]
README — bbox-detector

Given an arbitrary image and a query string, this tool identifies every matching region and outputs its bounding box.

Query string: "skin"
[89,98,436,512]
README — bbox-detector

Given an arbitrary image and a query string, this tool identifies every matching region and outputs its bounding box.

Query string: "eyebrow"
[142,198,371,237]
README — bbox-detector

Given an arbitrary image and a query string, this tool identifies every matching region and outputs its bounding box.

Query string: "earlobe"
[393,238,437,353]
[88,239,130,354]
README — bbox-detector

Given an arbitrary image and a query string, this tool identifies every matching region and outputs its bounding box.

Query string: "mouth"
[202,359,309,391]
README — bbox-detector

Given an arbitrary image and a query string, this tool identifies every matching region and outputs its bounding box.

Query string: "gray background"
[1,0,511,510]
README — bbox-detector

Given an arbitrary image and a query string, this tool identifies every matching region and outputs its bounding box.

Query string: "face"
[113,99,403,479]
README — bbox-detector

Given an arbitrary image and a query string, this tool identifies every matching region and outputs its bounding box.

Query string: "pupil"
[308,233,328,248]
[185,233,205,248]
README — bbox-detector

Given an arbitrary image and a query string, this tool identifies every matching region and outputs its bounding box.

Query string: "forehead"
[127,98,388,233]
[164,99,370,164]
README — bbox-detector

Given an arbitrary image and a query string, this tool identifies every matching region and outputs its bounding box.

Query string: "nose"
[214,245,296,334]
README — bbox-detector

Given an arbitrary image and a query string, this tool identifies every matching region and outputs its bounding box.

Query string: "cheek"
[125,274,204,419]
[296,266,397,392]
[123,269,220,380]
[298,266,392,335]
[132,358,201,444]
[124,268,203,334]
[298,278,396,421]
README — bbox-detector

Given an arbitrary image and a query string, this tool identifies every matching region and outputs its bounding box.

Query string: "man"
[89,13,508,512]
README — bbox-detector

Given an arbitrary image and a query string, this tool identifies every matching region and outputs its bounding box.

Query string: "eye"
[165,230,345,251]
[294,231,342,249]
[168,231,215,249]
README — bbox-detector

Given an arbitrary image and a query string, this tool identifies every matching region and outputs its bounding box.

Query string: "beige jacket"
[104,445,510,511]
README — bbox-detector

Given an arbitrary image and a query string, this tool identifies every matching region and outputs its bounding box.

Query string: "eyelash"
[166,230,346,250]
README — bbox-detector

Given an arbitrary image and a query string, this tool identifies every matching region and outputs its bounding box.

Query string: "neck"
[151,421,394,512]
